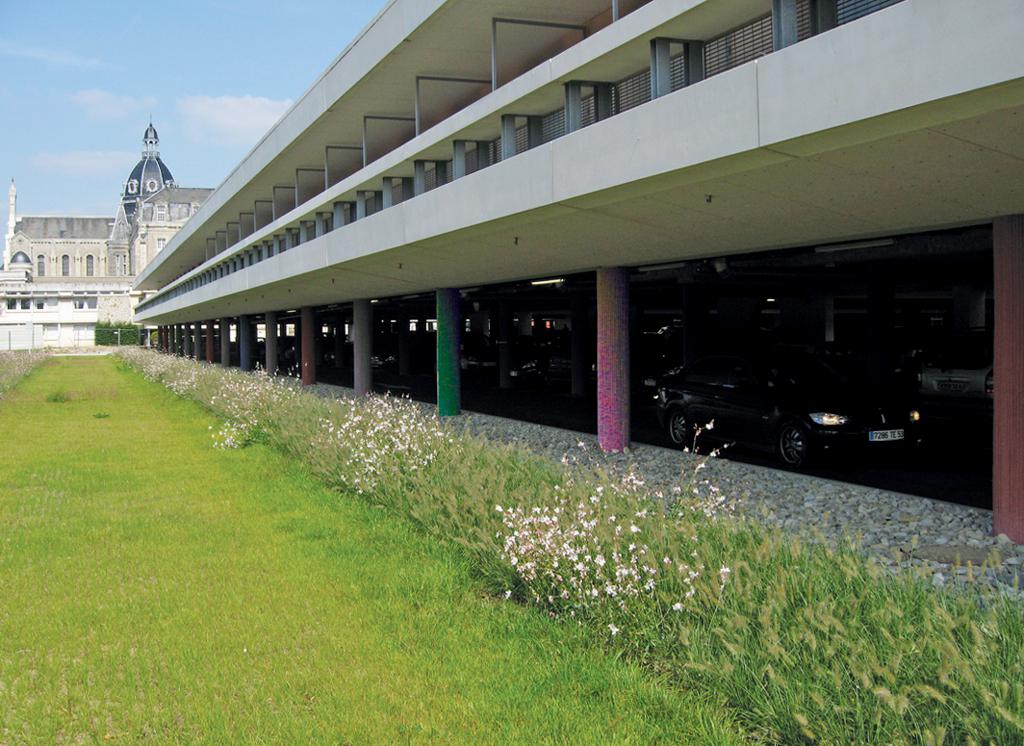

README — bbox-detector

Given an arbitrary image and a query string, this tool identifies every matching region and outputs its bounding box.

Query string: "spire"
[5,178,15,267]
[143,121,159,156]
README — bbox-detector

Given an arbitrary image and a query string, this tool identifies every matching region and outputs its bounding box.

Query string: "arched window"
[61,255,70,276]
[86,255,95,276]
[36,255,46,276]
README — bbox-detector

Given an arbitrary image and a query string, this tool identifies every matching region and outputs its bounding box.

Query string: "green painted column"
[436,288,461,417]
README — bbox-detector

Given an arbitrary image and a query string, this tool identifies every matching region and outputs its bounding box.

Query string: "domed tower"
[120,122,175,219]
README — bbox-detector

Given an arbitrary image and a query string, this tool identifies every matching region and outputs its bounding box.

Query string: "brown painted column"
[301,306,316,385]
[993,215,1024,542]
[220,318,231,368]
[597,267,630,452]
[205,320,215,362]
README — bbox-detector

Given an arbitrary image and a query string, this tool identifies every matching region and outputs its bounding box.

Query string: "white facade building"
[1,125,211,349]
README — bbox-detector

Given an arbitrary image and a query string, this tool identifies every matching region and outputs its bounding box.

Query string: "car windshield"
[924,334,992,369]
[768,354,853,388]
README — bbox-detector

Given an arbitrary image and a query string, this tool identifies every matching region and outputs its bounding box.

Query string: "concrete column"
[183,323,192,358]
[498,301,513,389]
[220,318,231,367]
[238,314,253,371]
[300,307,316,385]
[333,311,345,369]
[650,38,672,99]
[353,299,373,396]
[867,285,894,386]
[772,0,799,50]
[993,215,1024,542]
[500,115,517,160]
[597,268,630,452]
[205,320,215,362]
[571,292,588,397]
[192,323,201,360]
[265,311,279,375]
[565,82,582,133]
[398,311,412,376]
[953,285,987,332]
[436,288,461,416]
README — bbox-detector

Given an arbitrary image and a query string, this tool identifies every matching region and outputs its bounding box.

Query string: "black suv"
[655,353,920,467]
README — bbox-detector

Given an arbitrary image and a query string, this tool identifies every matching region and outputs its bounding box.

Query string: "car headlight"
[909,409,921,423]
[809,412,848,426]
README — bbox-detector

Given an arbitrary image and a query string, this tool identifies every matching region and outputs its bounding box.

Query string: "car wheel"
[776,421,810,468]
[666,408,691,447]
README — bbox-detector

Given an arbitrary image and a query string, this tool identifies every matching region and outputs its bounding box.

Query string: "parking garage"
[160,222,998,506]
[140,0,1024,539]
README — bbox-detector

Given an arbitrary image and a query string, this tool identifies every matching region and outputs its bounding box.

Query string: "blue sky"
[1,0,387,225]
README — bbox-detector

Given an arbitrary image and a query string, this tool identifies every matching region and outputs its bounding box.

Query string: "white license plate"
[869,429,904,442]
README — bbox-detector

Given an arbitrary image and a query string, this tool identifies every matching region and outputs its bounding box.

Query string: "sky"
[0,0,387,232]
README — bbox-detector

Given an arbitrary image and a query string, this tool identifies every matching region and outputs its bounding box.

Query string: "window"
[156,204,166,221]
[20,299,30,310]
[36,255,45,276]
[35,300,44,310]
[157,238,166,251]
[6,299,15,310]
[61,255,70,276]
[86,255,94,276]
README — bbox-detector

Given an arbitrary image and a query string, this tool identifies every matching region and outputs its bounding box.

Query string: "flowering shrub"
[0,351,47,395]
[118,349,1024,744]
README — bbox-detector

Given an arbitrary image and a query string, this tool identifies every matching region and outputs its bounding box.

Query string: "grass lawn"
[0,356,740,744]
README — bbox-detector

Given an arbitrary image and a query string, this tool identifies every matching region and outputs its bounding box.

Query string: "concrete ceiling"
[145,99,1024,323]
[152,0,771,285]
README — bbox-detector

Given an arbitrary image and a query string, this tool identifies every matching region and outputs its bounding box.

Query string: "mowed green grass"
[0,356,739,744]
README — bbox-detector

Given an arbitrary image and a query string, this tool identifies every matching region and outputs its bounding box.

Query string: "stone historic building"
[0,124,211,348]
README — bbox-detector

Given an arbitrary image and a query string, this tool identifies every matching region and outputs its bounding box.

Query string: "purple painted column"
[597,267,630,452]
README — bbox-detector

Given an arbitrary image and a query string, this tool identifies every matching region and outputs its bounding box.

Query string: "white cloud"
[30,151,138,178]
[177,95,293,149]
[71,89,158,121]
[0,40,112,69]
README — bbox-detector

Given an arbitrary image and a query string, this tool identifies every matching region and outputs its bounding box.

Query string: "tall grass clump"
[119,348,1024,744]
[0,351,47,395]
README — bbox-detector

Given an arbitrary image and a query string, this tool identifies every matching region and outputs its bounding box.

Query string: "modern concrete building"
[135,0,1024,539]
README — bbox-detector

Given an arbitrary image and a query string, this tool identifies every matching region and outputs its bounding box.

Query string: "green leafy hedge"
[95,322,140,346]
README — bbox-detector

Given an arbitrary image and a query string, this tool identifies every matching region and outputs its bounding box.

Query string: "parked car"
[918,330,993,402]
[655,352,921,467]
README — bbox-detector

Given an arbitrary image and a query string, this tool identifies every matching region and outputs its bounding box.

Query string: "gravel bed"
[309,383,1022,600]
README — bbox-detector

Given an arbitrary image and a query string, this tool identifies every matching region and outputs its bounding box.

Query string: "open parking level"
[136,0,1024,540]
